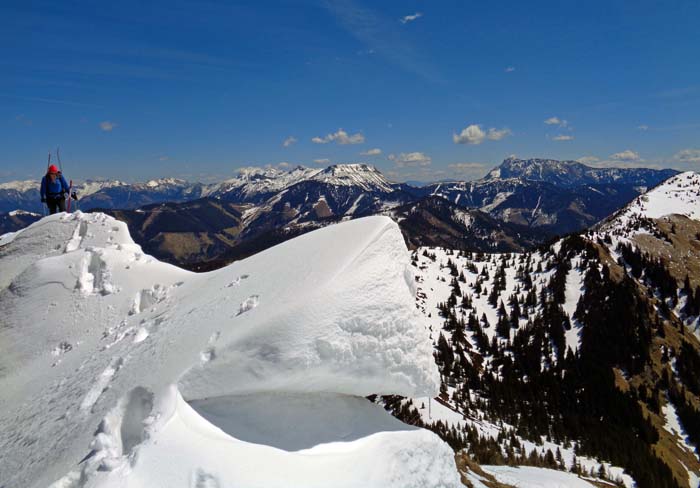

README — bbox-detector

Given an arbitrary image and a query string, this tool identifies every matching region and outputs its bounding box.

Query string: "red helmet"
[48,164,59,174]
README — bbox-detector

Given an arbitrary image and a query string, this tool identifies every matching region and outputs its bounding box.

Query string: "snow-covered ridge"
[310,163,395,193]
[7,209,40,216]
[484,157,678,187]
[203,165,322,198]
[613,171,700,221]
[206,163,395,199]
[0,180,37,192]
[0,212,457,488]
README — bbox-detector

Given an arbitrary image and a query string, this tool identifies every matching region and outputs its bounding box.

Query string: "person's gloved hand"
[71,192,78,200]
[41,197,46,203]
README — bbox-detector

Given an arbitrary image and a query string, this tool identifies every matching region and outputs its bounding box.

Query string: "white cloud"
[453,124,485,144]
[552,134,574,141]
[159,156,169,161]
[388,152,432,167]
[311,128,365,145]
[283,136,297,147]
[99,121,117,132]
[674,149,700,163]
[505,66,516,73]
[637,125,649,131]
[360,148,382,156]
[610,150,641,162]
[487,128,511,141]
[544,117,568,128]
[453,124,510,144]
[400,12,422,24]
[276,162,291,169]
[313,158,331,164]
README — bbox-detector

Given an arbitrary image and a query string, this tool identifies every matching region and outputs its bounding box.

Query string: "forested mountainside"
[382,173,700,488]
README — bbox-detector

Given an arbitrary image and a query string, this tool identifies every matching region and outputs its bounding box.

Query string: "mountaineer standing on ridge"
[40,164,71,214]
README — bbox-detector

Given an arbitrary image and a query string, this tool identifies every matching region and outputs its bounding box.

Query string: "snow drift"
[0,212,458,488]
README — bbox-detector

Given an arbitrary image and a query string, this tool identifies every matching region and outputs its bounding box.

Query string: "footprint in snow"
[237,295,259,316]
[226,274,250,288]
[200,348,216,363]
[192,469,220,488]
[79,356,124,413]
[52,341,73,356]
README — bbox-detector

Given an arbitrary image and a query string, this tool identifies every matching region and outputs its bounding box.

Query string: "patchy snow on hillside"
[409,245,636,487]
[0,213,458,488]
[663,397,700,459]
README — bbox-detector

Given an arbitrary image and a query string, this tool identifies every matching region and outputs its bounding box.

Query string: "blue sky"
[1,0,699,183]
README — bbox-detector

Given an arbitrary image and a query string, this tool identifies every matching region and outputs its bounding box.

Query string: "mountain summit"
[484,157,678,188]
[0,213,459,488]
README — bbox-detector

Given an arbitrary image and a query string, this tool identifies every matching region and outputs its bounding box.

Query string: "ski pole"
[67,179,73,213]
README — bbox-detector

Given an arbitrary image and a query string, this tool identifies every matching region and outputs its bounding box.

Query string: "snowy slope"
[609,171,700,223]
[204,165,322,199]
[481,466,601,487]
[0,213,457,488]
[309,164,395,193]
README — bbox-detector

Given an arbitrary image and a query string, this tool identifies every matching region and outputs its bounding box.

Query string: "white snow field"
[606,171,700,227]
[0,212,460,488]
[481,466,601,488]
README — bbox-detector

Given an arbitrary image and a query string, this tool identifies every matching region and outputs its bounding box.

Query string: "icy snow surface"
[0,212,456,488]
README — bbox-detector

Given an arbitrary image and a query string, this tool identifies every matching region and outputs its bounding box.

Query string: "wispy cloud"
[0,93,103,108]
[674,149,700,163]
[360,148,382,156]
[313,158,331,164]
[544,116,568,128]
[388,152,432,167]
[400,12,422,24]
[578,153,660,169]
[577,156,600,165]
[453,124,511,144]
[637,125,649,131]
[15,114,32,126]
[283,136,297,147]
[312,128,365,145]
[448,162,489,179]
[99,121,117,132]
[486,128,511,141]
[505,66,516,73]
[552,134,574,141]
[323,1,439,82]
[610,149,641,162]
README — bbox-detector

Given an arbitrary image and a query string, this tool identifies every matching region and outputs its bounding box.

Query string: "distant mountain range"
[484,156,676,188]
[0,159,680,268]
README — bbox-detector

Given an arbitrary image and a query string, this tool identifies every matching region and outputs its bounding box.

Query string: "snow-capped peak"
[144,177,186,188]
[7,209,40,216]
[311,163,395,192]
[0,180,37,192]
[483,157,678,188]
[206,165,321,198]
